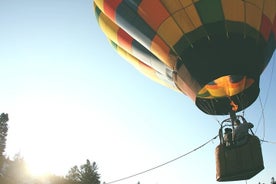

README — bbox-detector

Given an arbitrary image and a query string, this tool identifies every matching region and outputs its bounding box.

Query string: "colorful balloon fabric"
[94,0,276,115]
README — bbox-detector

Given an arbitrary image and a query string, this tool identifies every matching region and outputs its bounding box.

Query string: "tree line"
[8,112,274,184]
[0,113,101,184]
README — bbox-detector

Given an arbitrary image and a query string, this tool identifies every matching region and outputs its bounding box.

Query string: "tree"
[66,165,81,184]
[0,113,9,157]
[0,113,9,170]
[272,177,276,184]
[0,153,31,184]
[79,160,100,184]
[66,159,101,184]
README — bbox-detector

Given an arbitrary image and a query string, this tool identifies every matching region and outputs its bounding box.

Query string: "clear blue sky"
[0,1,275,183]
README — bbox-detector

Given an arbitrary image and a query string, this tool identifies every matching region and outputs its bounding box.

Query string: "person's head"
[224,128,232,133]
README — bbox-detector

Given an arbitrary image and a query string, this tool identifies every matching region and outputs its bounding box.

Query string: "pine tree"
[0,113,9,168]
[79,160,100,184]
[66,159,101,184]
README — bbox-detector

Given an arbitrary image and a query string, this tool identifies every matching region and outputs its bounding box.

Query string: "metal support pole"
[229,110,236,129]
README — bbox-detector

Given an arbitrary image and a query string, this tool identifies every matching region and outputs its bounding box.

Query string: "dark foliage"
[66,159,101,184]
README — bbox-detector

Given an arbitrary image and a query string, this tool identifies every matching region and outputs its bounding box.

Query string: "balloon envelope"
[94,0,276,115]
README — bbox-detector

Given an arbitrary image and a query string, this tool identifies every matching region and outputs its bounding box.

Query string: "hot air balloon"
[94,0,275,182]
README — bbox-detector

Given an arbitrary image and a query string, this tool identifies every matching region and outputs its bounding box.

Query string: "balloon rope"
[260,139,276,144]
[255,54,275,138]
[263,54,275,107]
[104,135,218,184]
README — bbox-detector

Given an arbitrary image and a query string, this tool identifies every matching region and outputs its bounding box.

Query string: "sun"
[26,157,51,177]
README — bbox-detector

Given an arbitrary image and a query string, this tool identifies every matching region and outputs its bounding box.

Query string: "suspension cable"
[260,139,276,144]
[254,54,275,138]
[263,55,275,107]
[104,135,218,184]
[254,96,266,140]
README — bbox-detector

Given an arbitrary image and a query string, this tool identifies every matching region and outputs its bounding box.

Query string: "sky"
[0,0,276,184]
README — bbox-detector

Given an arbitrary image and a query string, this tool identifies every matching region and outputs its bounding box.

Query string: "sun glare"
[26,158,51,177]
[9,94,100,179]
